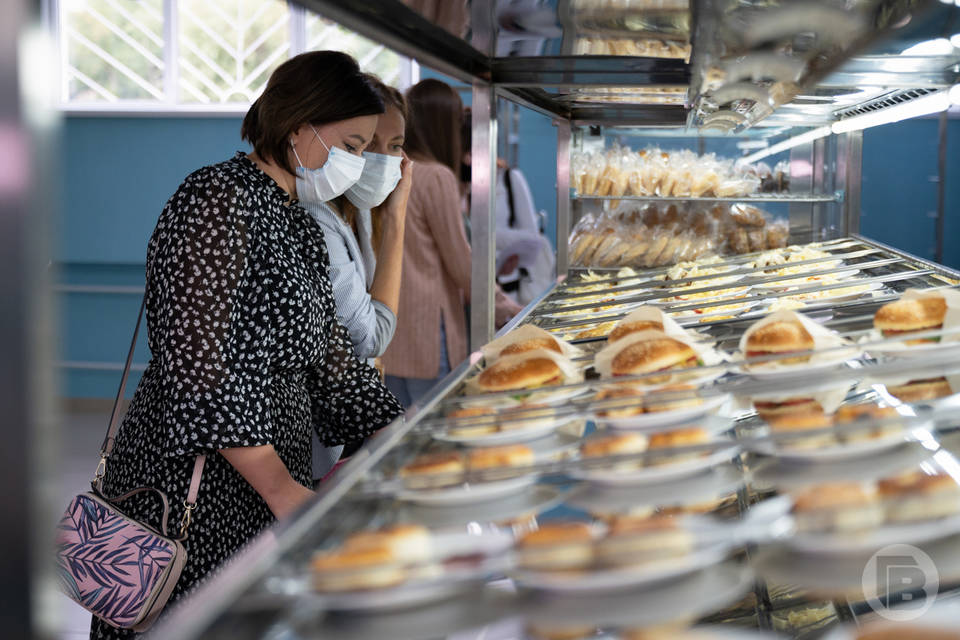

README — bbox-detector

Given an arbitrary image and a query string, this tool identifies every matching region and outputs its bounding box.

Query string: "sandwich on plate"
[874,295,947,345]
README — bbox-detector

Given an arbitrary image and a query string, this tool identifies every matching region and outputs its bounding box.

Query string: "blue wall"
[60,116,247,397]
[860,118,954,262]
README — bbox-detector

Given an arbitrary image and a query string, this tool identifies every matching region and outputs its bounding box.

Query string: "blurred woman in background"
[382,78,521,407]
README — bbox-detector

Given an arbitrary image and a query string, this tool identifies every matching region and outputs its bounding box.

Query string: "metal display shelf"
[153,1,960,639]
[573,193,840,203]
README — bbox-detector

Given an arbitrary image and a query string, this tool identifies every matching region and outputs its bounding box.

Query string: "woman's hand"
[380,153,413,224]
[220,444,316,521]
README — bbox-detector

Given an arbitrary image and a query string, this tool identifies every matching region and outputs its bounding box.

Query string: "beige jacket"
[382,161,471,379]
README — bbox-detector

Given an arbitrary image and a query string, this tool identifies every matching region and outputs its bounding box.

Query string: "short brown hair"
[241,51,384,175]
[404,79,462,174]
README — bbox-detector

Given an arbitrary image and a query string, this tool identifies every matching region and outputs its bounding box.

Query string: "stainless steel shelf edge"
[573,193,839,203]
[852,233,960,280]
[299,0,489,83]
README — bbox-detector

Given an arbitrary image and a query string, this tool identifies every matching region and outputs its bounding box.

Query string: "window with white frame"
[53,0,414,111]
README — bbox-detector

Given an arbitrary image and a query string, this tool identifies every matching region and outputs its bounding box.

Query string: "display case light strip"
[739,126,832,164]
[831,89,952,133]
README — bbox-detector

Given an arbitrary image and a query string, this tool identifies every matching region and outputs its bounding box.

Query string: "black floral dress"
[91,153,403,639]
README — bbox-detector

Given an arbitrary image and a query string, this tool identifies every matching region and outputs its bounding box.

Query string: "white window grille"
[52,0,415,113]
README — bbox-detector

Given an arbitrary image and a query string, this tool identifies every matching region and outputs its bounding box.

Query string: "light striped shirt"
[303,201,396,360]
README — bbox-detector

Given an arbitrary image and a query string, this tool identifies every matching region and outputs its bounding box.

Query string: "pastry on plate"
[467,444,535,472]
[596,515,693,568]
[874,296,946,345]
[833,403,900,443]
[445,406,498,437]
[399,451,465,489]
[311,545,406,592]
[595,386,645,418]
[767,410,837,450]
[344,524,433,565]
[580,432,649,471]
[647,426,710,464]
[878,470,960,523]
[791,482,883,533]
[517,522,595,571]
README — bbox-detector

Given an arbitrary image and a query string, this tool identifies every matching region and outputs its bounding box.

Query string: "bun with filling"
[608,320,665,343]
[753,397,822,420]
[477,357,562,392]
[500,337,563,356]
[874,296,946,344]
[745,320,815,365]
[885,377,954,403]
[611,334,699,383]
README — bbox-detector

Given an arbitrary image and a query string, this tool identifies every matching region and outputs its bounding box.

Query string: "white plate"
[511,539,730,593]
[767,431,908,462]
[753,269,860,291]
[595,394,730,431]
[456,385,590,410]
[314,530,514,611]
[396,475,538,506]
[736,351,861,379]
[569,444,742,487]
[867,338,960,359]
[672,304,767,324]
[788,513,960,555]
[780,280,886,303]
[398,486,568,528]
[433,419,564,446]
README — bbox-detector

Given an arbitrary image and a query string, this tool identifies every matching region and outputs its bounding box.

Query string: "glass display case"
[154,1,960,638]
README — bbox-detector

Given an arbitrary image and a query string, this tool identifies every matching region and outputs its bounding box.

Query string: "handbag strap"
[94,296,206,540]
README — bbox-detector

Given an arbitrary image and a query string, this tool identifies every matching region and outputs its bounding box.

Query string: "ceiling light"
[900,38,954,56]
[740,126,832,164]
[831,90,951,134]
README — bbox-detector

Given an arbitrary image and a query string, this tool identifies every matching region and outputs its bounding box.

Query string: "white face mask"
[291,125,366,204]
[344,152,403,210]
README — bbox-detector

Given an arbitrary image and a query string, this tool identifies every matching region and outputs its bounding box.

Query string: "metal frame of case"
[154,1,960,637]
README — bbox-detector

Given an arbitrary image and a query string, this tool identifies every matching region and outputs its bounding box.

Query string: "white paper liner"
[740,382,852,415]
[606,306,699,343]
[481,324,585,362]
[462,348,584,395]
[593,329,724,379]
[738,310,859,371]
[861,288,960,351]
[860,373,960,396]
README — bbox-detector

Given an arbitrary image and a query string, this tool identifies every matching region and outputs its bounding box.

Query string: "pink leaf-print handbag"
[54,299,206,632]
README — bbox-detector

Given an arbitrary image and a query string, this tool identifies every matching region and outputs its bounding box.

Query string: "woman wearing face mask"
[381,79,523,408]
[302,77,411,363]
[89,51,403,640]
